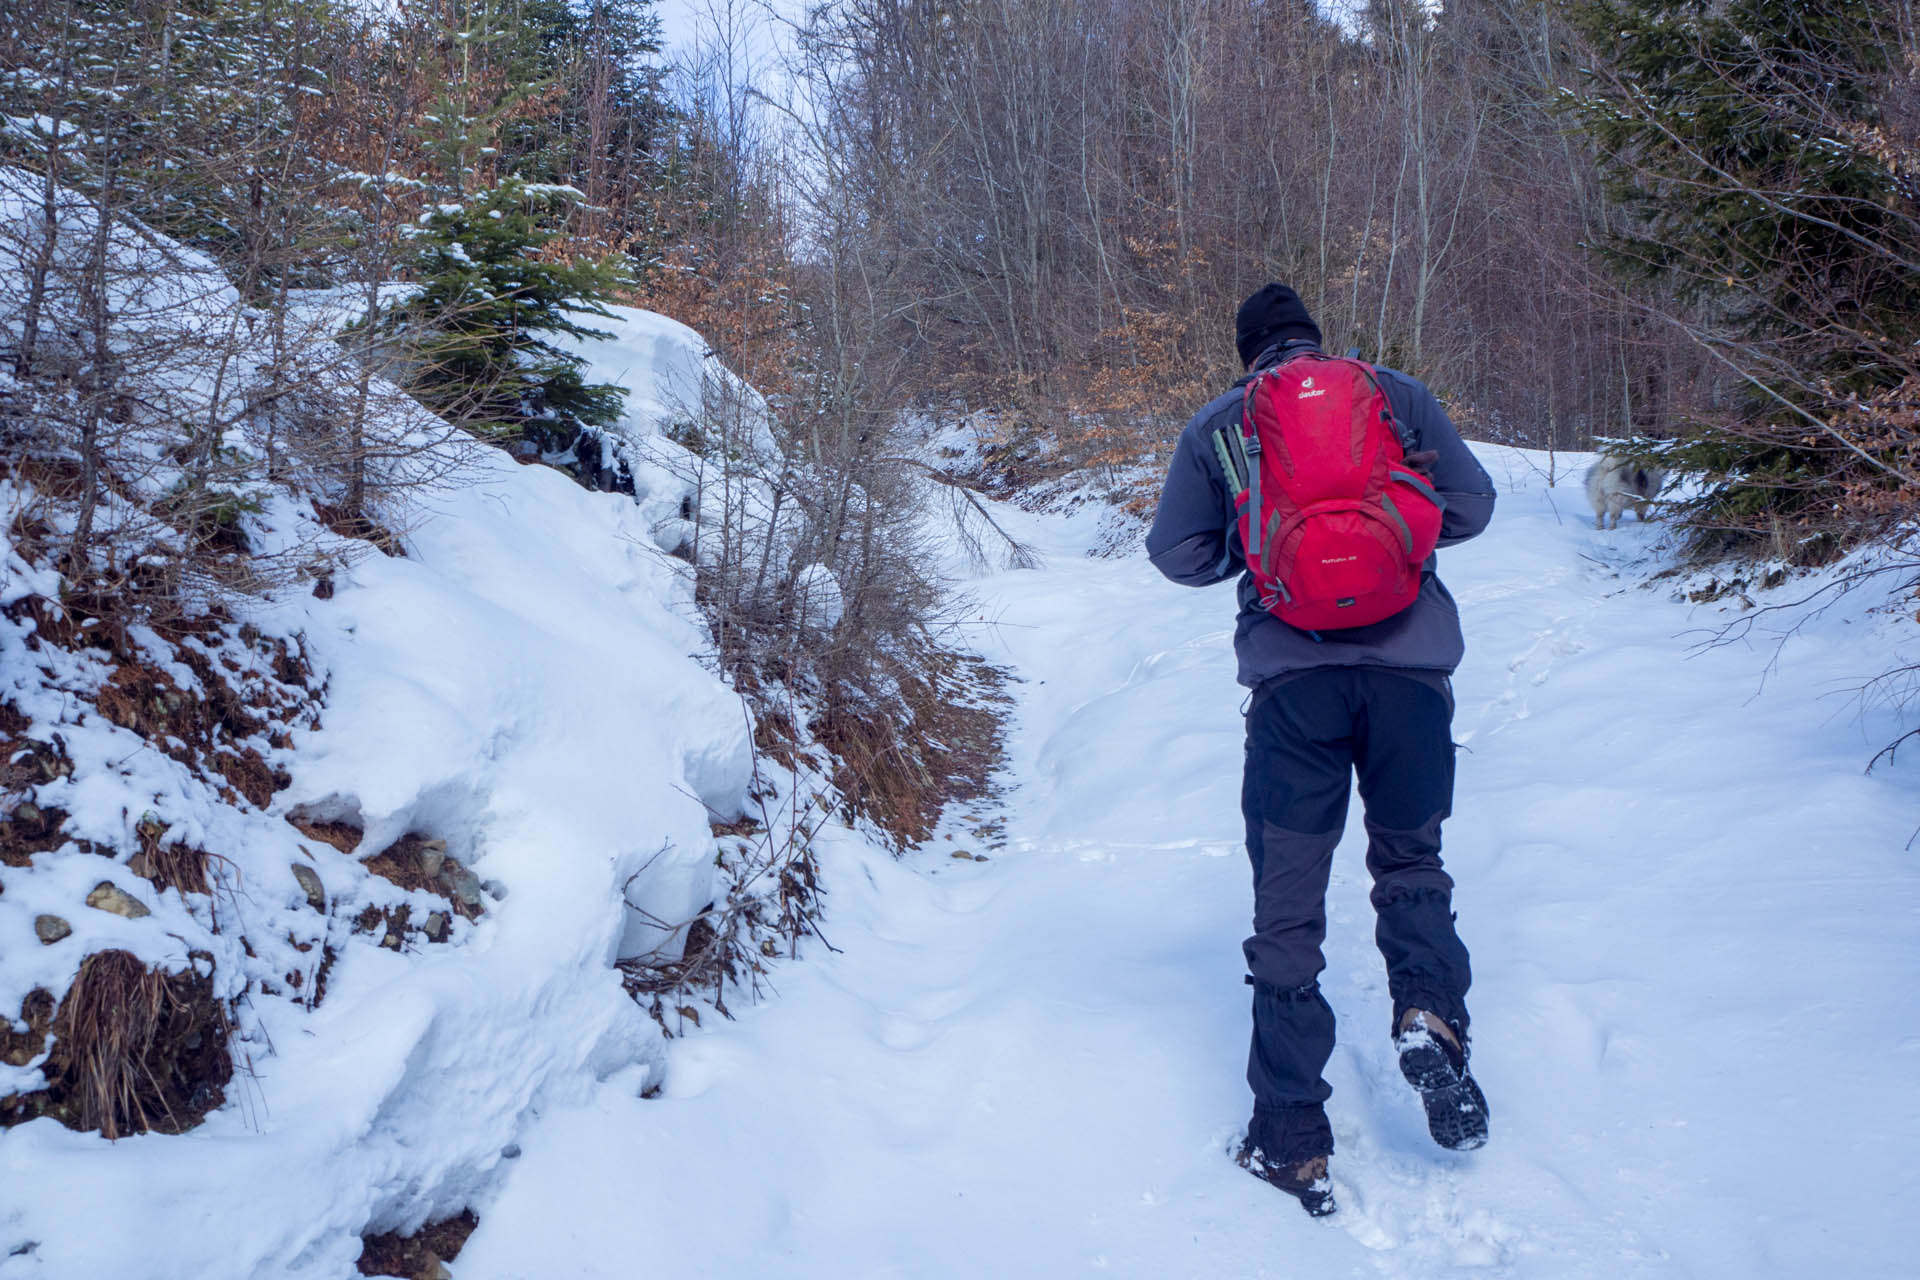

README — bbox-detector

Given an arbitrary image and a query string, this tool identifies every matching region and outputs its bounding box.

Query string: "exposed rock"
[127,852,155,879]
[291,863,326,912]
[416,845,445,879]
[34,914,71,944]
[85,881,150,919]
[423,912,450,942]
[439,862,485,912]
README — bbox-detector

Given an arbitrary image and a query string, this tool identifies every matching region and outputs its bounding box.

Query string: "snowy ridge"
[457,444,1920,1279]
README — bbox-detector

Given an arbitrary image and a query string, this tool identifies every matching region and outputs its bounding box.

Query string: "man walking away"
[1146,284,1497,1217]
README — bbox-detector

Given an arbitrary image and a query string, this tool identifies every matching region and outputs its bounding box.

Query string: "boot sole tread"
[1398,1042,1490,1151]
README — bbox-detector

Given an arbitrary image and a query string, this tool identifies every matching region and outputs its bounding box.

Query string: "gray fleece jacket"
[1145,348,1496,689]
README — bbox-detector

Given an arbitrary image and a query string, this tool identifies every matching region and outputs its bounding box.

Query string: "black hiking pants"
[1240,666,1471,1163]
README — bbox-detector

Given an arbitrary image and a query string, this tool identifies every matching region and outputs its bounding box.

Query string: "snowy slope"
[1,236,762,1270]
[463,445,1920,1279]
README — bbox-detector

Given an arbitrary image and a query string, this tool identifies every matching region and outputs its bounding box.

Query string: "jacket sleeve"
[1146,418,1243,587]
[1392,374,1495,548]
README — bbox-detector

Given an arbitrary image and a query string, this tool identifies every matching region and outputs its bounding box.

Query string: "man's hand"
[1402,448,1440,481]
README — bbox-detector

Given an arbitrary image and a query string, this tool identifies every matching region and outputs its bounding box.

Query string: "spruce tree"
[371,2,644,469]
[389,177,629,451]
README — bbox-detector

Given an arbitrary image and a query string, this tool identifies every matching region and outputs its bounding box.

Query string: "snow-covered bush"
[554,304,1003,849]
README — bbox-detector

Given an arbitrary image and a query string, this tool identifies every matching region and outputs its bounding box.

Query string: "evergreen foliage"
[0,0,346,288]
[385,177,629,451]
[504,0,671,188]
[1564,0,1920,557]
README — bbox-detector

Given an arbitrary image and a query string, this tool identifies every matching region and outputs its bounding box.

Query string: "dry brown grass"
[813,646,1012,851]
[0,950,232,1139]
[130,814,216,897]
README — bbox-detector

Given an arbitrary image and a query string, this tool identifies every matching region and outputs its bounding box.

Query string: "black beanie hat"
[1235,283,1322,368]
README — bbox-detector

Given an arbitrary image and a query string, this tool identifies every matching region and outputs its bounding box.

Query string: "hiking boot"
[1394,1008,1490,1151]
[1236,1138,1336,1217]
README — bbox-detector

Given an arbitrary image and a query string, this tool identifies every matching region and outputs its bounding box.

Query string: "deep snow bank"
[4,449,755,1275]
[0,173,764,1275]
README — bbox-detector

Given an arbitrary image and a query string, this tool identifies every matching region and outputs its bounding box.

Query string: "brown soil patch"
[354,902,414,950]
[0,989,55,1068]
[357,1210,478,1279]
[1,800,69,867]
[327,831,481,950]
[213,745,283,809]
[364,833,486,923]
[289,814,364,855]
[363,834,444,895]
[710,814,763,839]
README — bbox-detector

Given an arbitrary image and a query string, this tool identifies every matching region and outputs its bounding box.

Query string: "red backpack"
[1210,351,1443,630]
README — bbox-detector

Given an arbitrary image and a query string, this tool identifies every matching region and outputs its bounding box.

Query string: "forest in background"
[2,0,1917,752]
[782,0,1917,561]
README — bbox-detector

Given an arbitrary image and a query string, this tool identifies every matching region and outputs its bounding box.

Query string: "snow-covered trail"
[467,446,1920,1279]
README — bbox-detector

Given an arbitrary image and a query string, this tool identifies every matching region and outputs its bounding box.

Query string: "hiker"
[1145,283,1497,1217]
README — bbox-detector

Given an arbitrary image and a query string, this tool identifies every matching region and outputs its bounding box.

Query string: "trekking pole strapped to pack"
[1213,351,1444,630]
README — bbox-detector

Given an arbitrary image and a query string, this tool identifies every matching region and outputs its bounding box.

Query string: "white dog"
[1585,454,1667,529]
